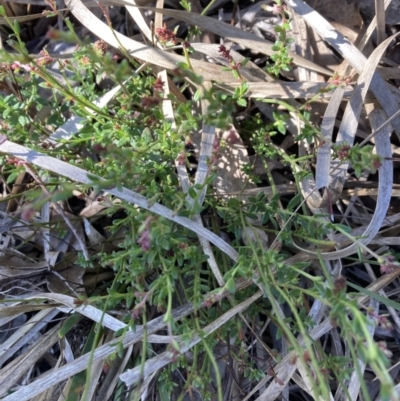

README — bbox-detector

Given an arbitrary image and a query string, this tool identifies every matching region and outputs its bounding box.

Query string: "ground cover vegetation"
[0,0,400,400]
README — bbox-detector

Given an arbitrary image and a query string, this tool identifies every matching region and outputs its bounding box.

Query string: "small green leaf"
[354,165,362,178]
[234,226,242,239]
[13,20,20,35]
[193,88,202,102]
[177,62,190,70]
[225,277,236,294]
[287,193,301,211]
[193,183,204,190]
[237,98,247,107]
[240,58,250,67]
[271,192,281,203]
[7,170,20,184]
[58,312,81,338]
[188,186,197,199]
[261,212,270,225]
[246,212,258,220]
[18,114,29,127]
[276,123,286,134]
[228,198,240,208]
[192,201,203,214]
[3,108,11,119]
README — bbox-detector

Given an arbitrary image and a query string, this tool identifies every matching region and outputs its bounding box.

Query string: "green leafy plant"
[262,0,294,76]
[333,142,382,177]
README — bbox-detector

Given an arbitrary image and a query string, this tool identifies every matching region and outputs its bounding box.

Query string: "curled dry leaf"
[0,255,48,282]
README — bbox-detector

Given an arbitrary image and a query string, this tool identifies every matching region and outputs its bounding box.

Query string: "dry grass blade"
[290,4,315,81]
[375,0,386,45]
[315,86,346,191]
[0,12,46,24]
[295,360,334,401]
[216,81,353,99]
[26,293,126,330]
[0,303,51,320]
[195,83,216,207]
[122,0,153,43]
[0,0,53,4]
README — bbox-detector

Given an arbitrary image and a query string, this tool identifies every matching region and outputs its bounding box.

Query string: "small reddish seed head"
[380,261,398,274]
[156,27,177,44]
[138,229,151,251]
[80,56,91,66]
[131,307,142,320]
[21,207,35,222]
[303,350,311,363]
[141,96,161,108]
[372,156,382,170]
[333,276,347,295]
[153,77,165,92]
[218,45,233,63]
[94,40,108,56]
[337,144,350,160]
[176,152,186,166]
[46,29,62,40]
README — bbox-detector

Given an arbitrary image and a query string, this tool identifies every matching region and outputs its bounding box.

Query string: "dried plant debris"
[0,0,399,400]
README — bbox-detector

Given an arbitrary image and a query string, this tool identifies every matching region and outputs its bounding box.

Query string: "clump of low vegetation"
[0,1,399,400]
